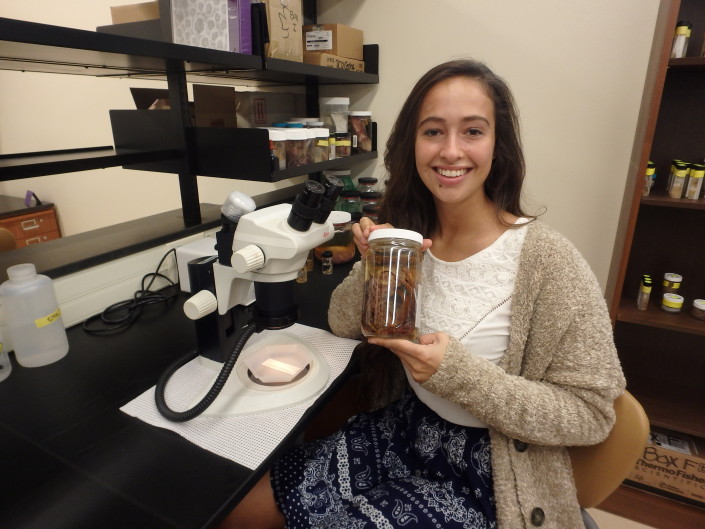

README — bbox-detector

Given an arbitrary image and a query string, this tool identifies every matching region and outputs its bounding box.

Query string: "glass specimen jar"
[361,228,423,339]
[314,211,356,264]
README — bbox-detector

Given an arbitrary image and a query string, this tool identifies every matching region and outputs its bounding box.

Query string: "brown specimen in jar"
[362,257,418,337]
[350,117,372,153]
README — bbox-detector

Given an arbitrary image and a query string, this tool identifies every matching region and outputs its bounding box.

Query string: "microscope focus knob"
[183,289,218,320]
[232,244,265,273]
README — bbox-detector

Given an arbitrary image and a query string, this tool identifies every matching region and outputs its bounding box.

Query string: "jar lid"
[349,110,372,116]
[7,263,36,281]
[307,121,325,127]
[662,293,684,308]
[663,272,682,283]
[285,128,308,140]
[358,177,378,184]
[267,129,286,141]
[312,127,330,138]
[693,299,705,310]
[324,170,351,176]
[328,210,352,224]
[368,228,423,245]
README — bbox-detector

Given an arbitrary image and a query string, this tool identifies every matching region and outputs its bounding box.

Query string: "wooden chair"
[0,227,17,252]
[569,390,650,528]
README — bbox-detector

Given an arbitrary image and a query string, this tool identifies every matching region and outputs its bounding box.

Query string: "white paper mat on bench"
[121,324,359,470]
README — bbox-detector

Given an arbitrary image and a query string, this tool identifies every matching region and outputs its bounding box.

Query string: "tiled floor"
[588,509,657,529]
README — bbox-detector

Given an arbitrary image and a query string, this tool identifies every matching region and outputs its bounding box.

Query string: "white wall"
[0,0,661,289]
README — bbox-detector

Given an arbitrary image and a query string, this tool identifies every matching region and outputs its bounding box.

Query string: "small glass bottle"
[268,128,287,170]
[685,163,705,199]
[643,161,655,197]
[661,293,684,313]
[362,203,380,223]
[335,131,352,157]
[671,21,689,58]
[314,211,356,265]
[662,273,682,295]
[336,189,362,213]
[668,165,688,198]
[311,128,330,163]
[637,274,652,311]
[296,265,308,283]
[360,191,382,209]
[349,110,373,154]
[361,228,423,339]
[357,177,379,194]
[321,250,334,275]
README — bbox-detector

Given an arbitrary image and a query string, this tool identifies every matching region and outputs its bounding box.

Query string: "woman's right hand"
[352,216,393,255]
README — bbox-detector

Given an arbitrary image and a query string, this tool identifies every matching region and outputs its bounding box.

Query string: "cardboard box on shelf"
[263,0,303,62]
[235,91,301,128]
[303,52,364,73]
[303,23,363,61]
[170,0,229,51]
[110,1,160,25]
[627,426,705,508]
[193,85,238,128]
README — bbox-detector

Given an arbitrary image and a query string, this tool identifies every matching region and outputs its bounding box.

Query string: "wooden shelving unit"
[605,0,705,526]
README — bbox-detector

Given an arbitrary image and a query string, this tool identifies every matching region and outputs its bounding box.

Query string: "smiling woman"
[219,59,626,529]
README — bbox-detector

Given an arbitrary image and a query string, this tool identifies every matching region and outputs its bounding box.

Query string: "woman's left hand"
[367,332,449,383]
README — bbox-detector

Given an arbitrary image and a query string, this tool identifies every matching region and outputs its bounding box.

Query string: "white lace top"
[405,220,529,427]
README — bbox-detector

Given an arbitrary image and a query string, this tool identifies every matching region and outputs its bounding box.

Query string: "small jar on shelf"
[661,293,684,313]
[636,274,652,311]
[685,163,705,199]
[662,272,682,296]
[336,189,362,213]
[691,299,705,320]
[643,161,655,197]
[357,177,379,194]
[349,110,373,154]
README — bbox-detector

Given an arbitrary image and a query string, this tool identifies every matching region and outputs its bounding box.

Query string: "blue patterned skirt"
[271,392,497,528]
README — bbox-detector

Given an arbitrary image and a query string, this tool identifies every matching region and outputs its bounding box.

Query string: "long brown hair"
[378,59,531,236]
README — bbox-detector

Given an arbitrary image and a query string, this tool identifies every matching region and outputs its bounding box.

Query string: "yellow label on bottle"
[35,308,61,329]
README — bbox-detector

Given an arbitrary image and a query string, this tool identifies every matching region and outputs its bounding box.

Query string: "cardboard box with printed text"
[303,23,363,60]
[626,426,705,508]
[303,52,364,72]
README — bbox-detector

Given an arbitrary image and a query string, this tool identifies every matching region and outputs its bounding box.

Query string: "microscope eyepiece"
[314,175,344,224]
[287,180,325,231]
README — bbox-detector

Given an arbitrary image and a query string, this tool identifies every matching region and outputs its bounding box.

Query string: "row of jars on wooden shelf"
[643,160,705,199]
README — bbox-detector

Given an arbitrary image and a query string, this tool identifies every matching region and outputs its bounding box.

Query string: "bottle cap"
[663,272,682,284]
[328,211,352,225]
[322,250,333,258]
[7,263,36,281]
[368,228,423,245]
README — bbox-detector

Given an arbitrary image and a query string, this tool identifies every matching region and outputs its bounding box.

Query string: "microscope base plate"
[193,331,330,416]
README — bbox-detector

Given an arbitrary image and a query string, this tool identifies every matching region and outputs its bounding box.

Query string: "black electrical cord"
[82,248,180,335]
[154,321,257,422]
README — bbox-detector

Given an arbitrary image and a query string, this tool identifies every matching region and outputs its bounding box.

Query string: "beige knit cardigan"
[327,220,626,529]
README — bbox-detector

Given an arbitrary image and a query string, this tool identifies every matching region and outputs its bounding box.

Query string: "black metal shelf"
[0,17,379,85]
[0,146,184,181]
[0,13,379,224]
